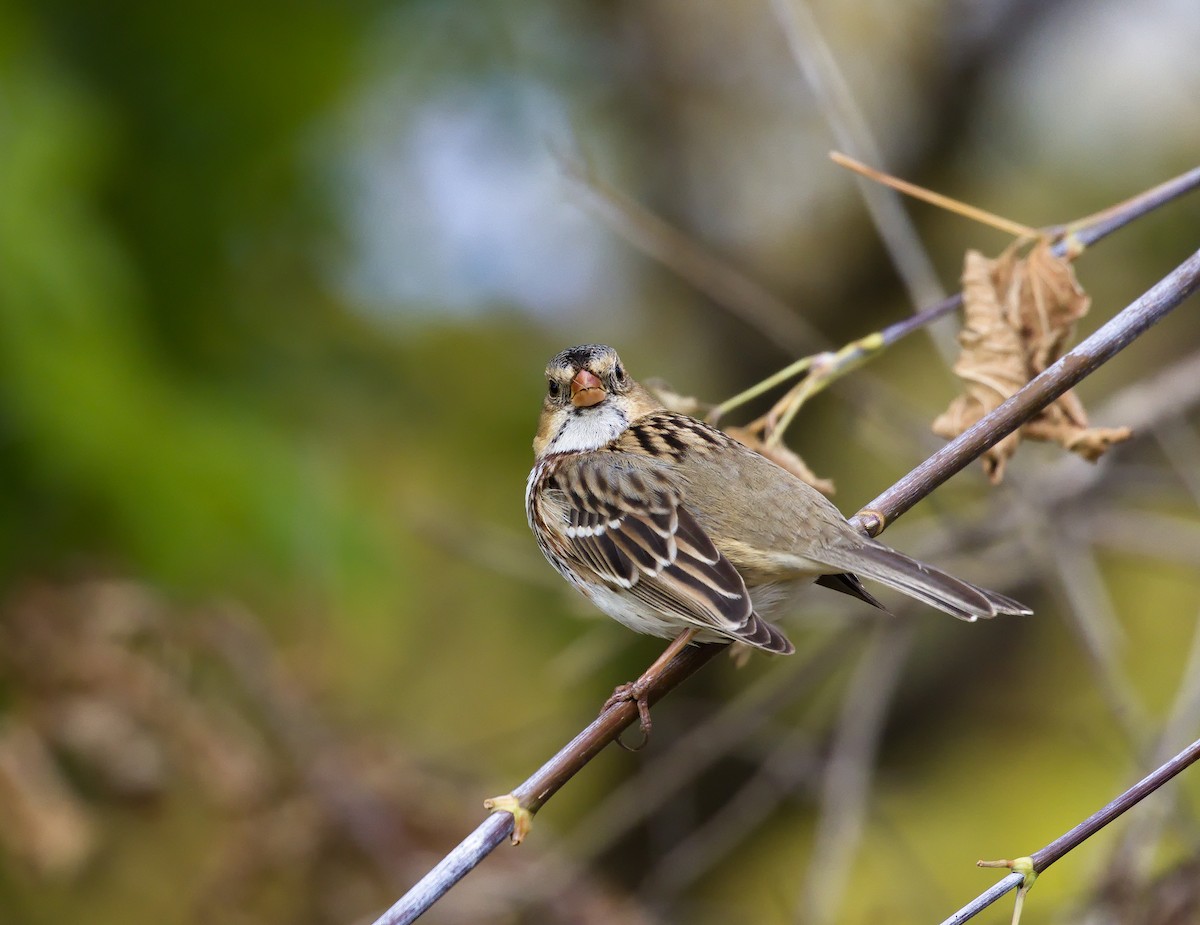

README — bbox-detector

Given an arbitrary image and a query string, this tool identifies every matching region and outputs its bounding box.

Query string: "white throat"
[547,404,628,454]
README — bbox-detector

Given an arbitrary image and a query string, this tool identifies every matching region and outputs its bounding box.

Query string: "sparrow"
[527,344,1031,732]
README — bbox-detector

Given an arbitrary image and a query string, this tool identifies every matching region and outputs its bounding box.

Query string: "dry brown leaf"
[933,240,1131,482]
[1023,390,1132,461]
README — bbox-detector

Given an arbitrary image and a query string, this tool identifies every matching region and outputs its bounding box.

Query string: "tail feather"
[818,542,1031,622]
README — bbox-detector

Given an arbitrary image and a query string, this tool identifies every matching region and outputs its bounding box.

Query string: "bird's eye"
[613,364,626,384]
[547,379,561,398]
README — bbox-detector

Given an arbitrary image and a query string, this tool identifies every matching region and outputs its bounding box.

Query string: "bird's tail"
[818,542,1031,621]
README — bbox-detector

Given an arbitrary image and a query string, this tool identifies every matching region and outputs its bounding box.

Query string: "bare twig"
[830,153,1039,239]
[373,642,726,925]
[1036,739,1200,871]
[943,735,1200,925]
[1052,165,1200,245]
[1100,609,1200,890]
[940,873,1026,925]
[939,734,1200,925]
[371,247,1200,925]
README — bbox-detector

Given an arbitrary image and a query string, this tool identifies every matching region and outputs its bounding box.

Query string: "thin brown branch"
[563,627,862,861]
[830,152,1039,239]
[879,164,1200,348]
[1033,737,1200,872]
[941,737,1200,925]
[1100,609,1200,890]
[709,167,1200,437]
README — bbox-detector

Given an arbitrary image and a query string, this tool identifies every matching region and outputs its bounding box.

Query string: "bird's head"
[533,344,661,457]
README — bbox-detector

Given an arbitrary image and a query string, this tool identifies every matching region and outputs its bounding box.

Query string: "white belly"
[576,584,682,639]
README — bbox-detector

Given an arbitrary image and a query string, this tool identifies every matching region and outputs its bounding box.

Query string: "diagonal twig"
[942,736,1200,925]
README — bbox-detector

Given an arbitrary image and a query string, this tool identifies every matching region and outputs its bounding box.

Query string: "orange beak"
[570,369,607,408]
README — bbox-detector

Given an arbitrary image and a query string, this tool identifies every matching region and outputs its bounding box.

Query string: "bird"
[526,344,1031,734]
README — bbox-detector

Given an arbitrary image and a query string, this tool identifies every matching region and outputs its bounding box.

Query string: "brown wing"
[545,454,792,652]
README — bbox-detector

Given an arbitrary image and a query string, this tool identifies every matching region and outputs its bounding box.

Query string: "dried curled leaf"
[932,240,1131,482]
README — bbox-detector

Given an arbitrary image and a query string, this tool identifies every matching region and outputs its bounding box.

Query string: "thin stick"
[941,736,1200,925]
[1031,737,1200,872]
[1055,165,1200,247]
[370,247,1200,925]
[565,628,861,861]
[371,643,725,925]
[830,152,1040,239]
[938,873,1025,925]
[711,166,1200,426]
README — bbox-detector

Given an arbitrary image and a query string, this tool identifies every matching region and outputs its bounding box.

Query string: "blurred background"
[1,0,1199,923]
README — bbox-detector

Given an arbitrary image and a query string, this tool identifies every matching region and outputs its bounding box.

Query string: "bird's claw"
[601,680,652,750]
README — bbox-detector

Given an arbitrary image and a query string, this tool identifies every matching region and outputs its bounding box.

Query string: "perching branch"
[370,246,1200,925]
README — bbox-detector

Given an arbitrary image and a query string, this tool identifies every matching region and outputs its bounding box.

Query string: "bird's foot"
[601,680,652,750]
[599,629,698,750]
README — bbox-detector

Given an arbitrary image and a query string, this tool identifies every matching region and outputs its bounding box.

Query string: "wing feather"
[543,454,790,652]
